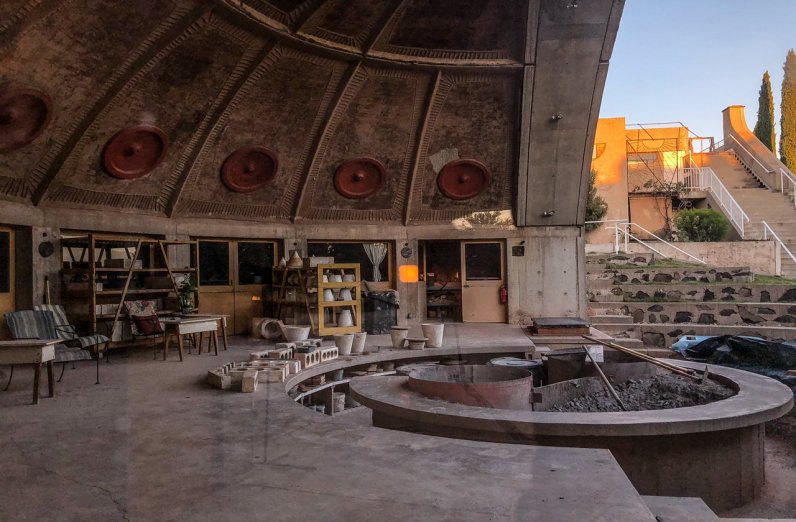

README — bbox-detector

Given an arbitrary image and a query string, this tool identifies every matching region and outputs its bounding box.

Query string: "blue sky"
[600,0,796,143]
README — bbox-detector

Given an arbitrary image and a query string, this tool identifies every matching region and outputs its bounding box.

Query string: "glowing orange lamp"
[399,264,419,283]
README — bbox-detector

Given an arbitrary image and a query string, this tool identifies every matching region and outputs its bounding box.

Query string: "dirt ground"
[720,413,796,519]
[549,373,734,412]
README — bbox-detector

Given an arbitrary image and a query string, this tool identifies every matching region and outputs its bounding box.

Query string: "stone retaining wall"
[589,283,796,303]
[588,266,753,284]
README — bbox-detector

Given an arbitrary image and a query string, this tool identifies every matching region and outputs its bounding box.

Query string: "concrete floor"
[0,325,662,521]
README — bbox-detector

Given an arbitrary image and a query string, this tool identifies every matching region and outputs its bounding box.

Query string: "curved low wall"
[350,360,793,512]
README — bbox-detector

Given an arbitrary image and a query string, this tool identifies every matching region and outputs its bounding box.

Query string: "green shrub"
[674,209,729,242]
[585,170,608,231]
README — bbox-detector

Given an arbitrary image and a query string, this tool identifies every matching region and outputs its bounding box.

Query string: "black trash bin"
[363,290,399,334]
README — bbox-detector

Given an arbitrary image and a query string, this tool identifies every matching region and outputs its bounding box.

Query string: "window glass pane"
[238,242,274,285]
[307,242,389,282]
[464,243,501,280]
[199,241,230,286]
[0,231,9,293]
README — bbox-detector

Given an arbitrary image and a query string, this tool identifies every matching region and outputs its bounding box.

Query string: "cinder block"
[319,347,339,362]
[207,369,232,389]
[276,342,297,350]
[257,367,285,383]
[295,352,319,369]
[249,350,269,361]
[286,360,301,374]
[241,369,259,393]
[268,347,293,359]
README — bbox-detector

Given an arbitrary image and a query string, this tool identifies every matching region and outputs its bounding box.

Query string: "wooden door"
[197,239,276,335]
[460,241,505,323]
[0,227,14,339]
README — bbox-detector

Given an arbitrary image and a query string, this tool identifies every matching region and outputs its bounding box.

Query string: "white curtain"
[362,243,388,282]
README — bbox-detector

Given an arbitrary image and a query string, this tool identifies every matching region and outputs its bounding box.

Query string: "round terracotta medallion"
[437,159,491,200]
[221,146,278,193]
[333,157,385,199]
[103,125,168,179]
[0,88,52,152]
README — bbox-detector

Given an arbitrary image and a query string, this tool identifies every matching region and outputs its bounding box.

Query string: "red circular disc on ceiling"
[437,159,491,200]
[221,147,278,193]
[0,88,52,152]
[103,125,168,179]
[333,157,385,199]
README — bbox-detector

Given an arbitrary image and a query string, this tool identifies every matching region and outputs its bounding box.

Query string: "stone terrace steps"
[585,252,655,267]
[589,282,796,304]
[597,322,796,347]
[586,266,754,284]
[589,301,796,328]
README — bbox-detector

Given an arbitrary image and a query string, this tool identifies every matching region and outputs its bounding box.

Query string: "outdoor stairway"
[702,151,796,277]
[586,254,796,348]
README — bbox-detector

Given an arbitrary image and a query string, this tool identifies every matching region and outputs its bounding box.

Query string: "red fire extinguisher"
[499,285,508,304]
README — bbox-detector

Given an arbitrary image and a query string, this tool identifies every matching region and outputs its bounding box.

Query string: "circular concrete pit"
[347,359,793,512]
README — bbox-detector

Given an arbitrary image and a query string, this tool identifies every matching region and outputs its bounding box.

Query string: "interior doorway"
[0,226,13,338]
[421,240,506,323]
[197,239,277,335]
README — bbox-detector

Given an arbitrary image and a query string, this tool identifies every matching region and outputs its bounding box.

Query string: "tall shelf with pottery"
[272,263,318,335]
[60,234,198,341]
[316,264,361,336]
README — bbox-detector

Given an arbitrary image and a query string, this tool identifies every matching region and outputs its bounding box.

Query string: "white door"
[460,241,505,322]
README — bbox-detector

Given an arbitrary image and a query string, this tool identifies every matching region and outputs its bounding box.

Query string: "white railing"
[679,166,750,238]
[762,221,796,265]
[779,167,796,206]
[596,221,707,264]
[726,135,796,208]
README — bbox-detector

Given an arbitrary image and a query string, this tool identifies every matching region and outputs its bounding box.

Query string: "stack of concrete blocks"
[318,346,339,362]
[207,359,299,393]
[249,344,294,361]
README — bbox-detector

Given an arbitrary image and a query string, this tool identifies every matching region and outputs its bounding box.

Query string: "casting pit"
[407,365,532,410]
[350,360,793,512]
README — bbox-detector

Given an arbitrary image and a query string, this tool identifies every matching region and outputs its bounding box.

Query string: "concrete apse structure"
[0,0,624,329]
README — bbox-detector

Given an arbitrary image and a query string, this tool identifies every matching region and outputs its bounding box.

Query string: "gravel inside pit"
[549,373,736,412]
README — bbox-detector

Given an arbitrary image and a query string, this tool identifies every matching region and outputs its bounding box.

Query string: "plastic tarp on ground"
[673,335,796,392]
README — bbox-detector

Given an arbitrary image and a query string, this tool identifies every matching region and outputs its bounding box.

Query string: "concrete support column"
[506,226,585,323]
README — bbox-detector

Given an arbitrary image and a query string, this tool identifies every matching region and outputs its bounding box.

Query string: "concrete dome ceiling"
[0,0,623,226]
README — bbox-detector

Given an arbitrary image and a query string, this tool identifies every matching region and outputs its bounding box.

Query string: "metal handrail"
[762,221,796,264]
[779,167,796,206]
[725,134,771,174]
[679,167,750,238]
[607,222,707,264]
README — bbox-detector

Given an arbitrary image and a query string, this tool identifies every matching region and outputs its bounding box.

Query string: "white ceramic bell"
[342,273,356,283]
[339,288,352,301]
[278,256,287,268]
[323,289,335,302]
[337,309,353,327]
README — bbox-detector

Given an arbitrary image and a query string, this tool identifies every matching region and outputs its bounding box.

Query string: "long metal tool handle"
[582,335,701,382]
[583,347,626,411]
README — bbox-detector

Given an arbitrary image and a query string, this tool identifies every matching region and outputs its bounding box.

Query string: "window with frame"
[307,241,392,283]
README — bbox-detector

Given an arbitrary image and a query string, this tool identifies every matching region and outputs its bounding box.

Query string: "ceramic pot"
[337,309,353,327]
[351,332,367,354]
[406,337,427,350]
[282,325,310,342]
[339,288,352,301]
[330,273,343,283]
[287,251,303,268]
[334,333,354,355]
[278,257,287,268]
[323,289,335,302]
[421,323,445,348]
[390,326,410,348]
[322,274,329,283]
[342,273,356,283]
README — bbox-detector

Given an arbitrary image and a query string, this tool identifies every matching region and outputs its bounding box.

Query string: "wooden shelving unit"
[60,234,198,340]
[272,266,318,334]
[316,263,361,336]
[272,263,362,336]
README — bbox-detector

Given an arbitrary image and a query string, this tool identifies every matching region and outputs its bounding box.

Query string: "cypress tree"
[754,71,776,154]
[780,50,796,169]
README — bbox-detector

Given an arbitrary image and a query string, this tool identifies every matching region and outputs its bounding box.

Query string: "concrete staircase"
[702,151,796,277]
[587,253,796,348]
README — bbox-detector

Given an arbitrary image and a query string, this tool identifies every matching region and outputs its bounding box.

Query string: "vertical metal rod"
[583,346,626,411]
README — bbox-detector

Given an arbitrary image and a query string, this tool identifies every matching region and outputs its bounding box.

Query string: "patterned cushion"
[124,300,158,317]
[75,334,110,349]
[4,310,59,340]
[55,345,92,363]
[131,314,163,335]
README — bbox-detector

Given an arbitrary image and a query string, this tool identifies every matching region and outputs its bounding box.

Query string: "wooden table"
[161,318,219,361]
[0,339,59,404]
[185,314,229,351]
